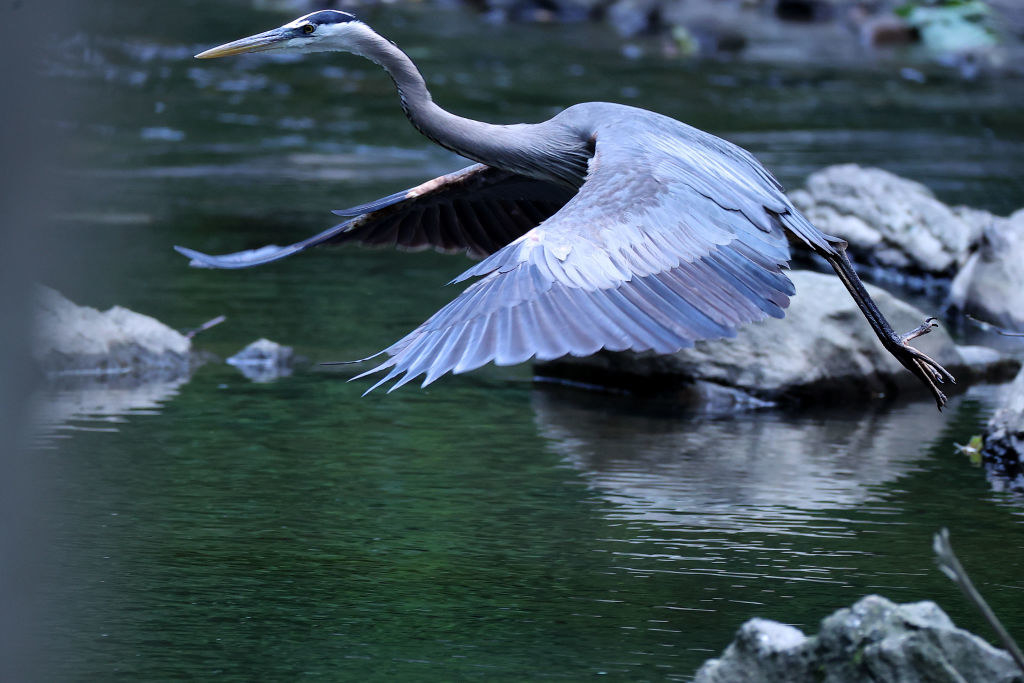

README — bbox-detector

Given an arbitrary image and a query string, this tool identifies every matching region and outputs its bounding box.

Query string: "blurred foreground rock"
[226,338,294,382]
[536,270,1017,408]
[982,366,1024,491]
[694,595,1021,683]
[33,286,191,380]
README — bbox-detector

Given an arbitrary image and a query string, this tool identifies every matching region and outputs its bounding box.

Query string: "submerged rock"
[33,286,191,380]
[536,270,1016,407]
[982,366,1024,491]
[950,209,1024,333]
[789,164,990,277]
[695,595,1022,682]
[226,338,294,382]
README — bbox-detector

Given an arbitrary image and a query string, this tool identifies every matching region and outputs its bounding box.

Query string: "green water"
[39,2,1024,679]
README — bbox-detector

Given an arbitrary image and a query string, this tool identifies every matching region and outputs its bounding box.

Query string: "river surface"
[37,2,1024,679]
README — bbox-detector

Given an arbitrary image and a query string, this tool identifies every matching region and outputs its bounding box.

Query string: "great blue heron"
[179,10,954,406]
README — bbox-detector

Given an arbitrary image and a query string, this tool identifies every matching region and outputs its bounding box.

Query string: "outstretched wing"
[175,164,575,268]
[356,117,838,393]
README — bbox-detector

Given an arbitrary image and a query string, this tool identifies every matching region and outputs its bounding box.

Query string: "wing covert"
[355,125,813,393]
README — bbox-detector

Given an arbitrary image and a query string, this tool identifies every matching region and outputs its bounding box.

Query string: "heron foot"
[888,316,956,409]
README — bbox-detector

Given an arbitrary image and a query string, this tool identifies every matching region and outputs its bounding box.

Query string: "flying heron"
[178,10,954,406]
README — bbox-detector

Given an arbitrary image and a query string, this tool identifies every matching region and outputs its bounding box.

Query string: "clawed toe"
[900,317,939,344]
[894,317,955,386]
[886,318,956,409]
[904,346,956,386]
[909,357,949,409]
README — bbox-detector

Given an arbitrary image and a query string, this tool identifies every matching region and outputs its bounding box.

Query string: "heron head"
[195,10,374,59]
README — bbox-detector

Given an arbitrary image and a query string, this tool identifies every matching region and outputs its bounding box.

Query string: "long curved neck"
[348,28,588,186]
[362,36,479,153]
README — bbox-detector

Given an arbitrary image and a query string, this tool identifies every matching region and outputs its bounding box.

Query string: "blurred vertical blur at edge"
[0,1,78,678]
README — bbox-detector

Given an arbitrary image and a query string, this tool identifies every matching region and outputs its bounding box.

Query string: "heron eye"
[302,23,315,34]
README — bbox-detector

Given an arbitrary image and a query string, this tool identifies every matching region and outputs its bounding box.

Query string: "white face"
[280,11,366,53]
[195,10,374,59]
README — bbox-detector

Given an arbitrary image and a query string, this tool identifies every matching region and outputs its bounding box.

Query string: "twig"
[933,528,1024,674]
[966,314,1024,338]
[184,315,227,339]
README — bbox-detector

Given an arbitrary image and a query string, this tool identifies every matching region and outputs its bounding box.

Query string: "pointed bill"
[195,27,294,59]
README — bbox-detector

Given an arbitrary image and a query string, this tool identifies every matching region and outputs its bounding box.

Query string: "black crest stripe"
[306,10,355,25]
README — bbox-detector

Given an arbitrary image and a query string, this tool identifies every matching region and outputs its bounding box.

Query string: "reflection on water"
[35,364,1024,679]
[533,389,954,594]
[32,375,188,448]
[536,391,940,522]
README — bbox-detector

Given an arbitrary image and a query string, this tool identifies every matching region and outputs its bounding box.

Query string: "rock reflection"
[533,389,946,533]
[32,375,187,448]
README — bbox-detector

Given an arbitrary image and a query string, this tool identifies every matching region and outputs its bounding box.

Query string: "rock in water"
[696,619,809,683]
[33,286,191,380]
[790,165,1024,331]
[789,164,991,276]
[982,367,1024,491]
[226,338,294,382]
[695,595,1022,682]
[950,209,1024,333]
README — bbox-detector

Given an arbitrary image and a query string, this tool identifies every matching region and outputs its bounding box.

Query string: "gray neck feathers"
[351,28,589,187]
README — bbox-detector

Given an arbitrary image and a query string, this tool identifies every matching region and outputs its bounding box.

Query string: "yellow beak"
[195,27,293,59]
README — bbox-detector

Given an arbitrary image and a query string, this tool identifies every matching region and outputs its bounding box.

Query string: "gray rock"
[226,338,294,382]
[33,286,191,380]
[696,618,809,683]
[790,165,993,275]
[537,270,1017,406]
[982,366,1024,491]
[950,209,1024,332]
[695,595,1022,683]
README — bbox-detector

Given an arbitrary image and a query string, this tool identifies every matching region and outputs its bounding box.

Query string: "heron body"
[180,10,954,405]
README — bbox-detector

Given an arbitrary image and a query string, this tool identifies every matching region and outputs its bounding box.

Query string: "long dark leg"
[820,246,955,409]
